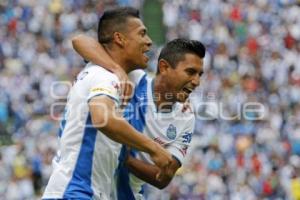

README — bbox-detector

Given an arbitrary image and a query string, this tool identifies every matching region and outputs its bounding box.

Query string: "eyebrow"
[188,67,203,76]
[186,67,199,73]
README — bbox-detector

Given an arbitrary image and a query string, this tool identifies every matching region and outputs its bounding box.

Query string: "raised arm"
[72,35,119,70]
[72,35,132,104]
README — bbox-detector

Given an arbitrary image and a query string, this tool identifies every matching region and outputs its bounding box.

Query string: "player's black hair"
[97,7,140,44]
[157,38,206,73]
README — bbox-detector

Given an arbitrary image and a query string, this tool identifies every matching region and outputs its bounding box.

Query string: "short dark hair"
[97,7,140,44]
[158,38,206,72]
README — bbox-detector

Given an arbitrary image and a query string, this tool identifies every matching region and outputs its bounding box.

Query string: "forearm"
[99,115,157,154]
[125,155,170,189]
[72,34,119,71]
[90,97,172,169]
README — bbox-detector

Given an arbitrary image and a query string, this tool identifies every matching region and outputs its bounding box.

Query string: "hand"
[111,66,133,107]
[149,143,172,181]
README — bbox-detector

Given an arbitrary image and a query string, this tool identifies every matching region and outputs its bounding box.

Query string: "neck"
[153,76,176,112]
[104,45,131,73]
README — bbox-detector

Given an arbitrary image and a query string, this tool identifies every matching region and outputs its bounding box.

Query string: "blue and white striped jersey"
[115,70,195,200]
[42,63,123,200]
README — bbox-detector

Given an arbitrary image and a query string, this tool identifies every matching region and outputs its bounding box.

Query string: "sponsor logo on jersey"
[182,132,192,143]
[90,87,112,94]
[166,124,177,140]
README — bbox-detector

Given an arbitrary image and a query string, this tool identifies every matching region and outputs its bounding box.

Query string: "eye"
[199,71,204,77]
[140,29,146,37]
[185,68,196,76]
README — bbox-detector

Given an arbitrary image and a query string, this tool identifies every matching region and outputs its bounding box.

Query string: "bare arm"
[89,96,172,170]
[124,119,195,188]
[125,155,181,189]
[72,34,120,70]
[72,35,132,104]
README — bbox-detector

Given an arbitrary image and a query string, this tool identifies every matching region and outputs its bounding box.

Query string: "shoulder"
[85,62,119,83]
[128,70,146,85]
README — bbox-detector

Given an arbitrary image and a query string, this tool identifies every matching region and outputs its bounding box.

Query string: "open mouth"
[142,49,150,60]
[183,87,193,94]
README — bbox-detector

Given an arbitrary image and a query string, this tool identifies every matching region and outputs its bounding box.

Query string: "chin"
[132,63,147,71]
[142,60,149,67]
[136,61,147,69]
[176,92,189,103]
[177,97,187,103]
[140,64,148,69]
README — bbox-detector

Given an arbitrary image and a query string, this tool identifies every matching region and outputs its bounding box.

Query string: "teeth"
[183,88,190,93]
[183,88,193,93]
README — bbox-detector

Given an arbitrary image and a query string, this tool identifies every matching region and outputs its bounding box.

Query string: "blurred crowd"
[1,0,300,199]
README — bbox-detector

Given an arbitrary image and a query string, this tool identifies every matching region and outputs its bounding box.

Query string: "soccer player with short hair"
[42,7,173,200]
[72,36,206,200]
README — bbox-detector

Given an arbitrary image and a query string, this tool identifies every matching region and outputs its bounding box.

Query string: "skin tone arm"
[89,96,173,173]
[72,35,132,105]
[72,35,120,71]
[125,154,181,189]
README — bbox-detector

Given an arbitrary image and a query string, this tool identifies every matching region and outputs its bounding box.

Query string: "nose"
[145,34,152,47]
[191,74,200,87]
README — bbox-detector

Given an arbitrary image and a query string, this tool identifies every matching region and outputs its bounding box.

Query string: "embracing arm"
[89,96,172,169]
[72,35,120,70]
[72,35,132,103]
[124,118,195,189]
[125,154,181,189]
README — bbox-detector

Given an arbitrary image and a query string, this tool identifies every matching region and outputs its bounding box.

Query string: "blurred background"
[1,0,300,199]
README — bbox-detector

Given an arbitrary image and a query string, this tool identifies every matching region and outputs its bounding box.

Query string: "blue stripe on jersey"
[117,75,148,200]
[63,113,97,199]
[123,75,147,131]
[116,146,135,200]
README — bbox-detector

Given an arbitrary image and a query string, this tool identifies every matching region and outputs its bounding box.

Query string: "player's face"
[167,53,204,103]
[122,17,152,69]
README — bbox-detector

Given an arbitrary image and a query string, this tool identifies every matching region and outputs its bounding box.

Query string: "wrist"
[144,139,159,156]
[124,154,132,166]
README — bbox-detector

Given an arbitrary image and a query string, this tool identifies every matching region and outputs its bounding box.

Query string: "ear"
[113,32,126,47]
[158,59,171,74]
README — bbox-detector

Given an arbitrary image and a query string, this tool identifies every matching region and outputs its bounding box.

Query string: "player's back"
[43,63,122,200]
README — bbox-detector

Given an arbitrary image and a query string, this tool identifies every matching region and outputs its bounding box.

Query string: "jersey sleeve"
[128,70,146,85]
[165,116,195,166]
[86,66,121,104]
